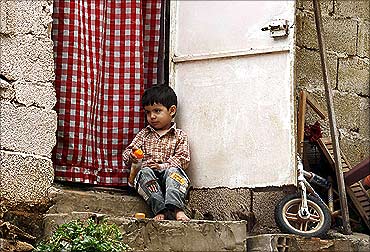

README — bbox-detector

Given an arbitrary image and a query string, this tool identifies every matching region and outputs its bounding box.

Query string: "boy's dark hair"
[142,85,177,109]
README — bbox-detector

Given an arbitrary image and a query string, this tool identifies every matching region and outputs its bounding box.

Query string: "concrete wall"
[0,0,56,203]
[295,0,369,165]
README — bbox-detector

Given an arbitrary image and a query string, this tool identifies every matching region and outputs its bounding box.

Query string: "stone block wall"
[0,0,56,203]
[295,0,369,166]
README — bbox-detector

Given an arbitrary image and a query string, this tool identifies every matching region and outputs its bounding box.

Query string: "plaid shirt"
[122,123,190,170]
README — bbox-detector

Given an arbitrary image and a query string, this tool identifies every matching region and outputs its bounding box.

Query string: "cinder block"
[335,0,370,20]
[14,80,56,109]
[296,0,334,15]
[299,13,357,55]
[247,234,296,252]
[186,187,251,221]
[338,57,370,96]
[0,34,54,82]
[302,89,369,153]
[0,0,53,36]
[295,11,304,45]
[0,150,54,202]
[305,90,364,140]
[295,47,337,89]
[358,21,369,58]
[0,102,57,156]
[340,134,370,168]
[359,97,370,138]
[251,189,290,235]
[332,91,362,132]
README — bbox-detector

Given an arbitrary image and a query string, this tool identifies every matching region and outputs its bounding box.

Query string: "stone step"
[42,212,248,252]
[42,212,370,252]
[47,183,151,217]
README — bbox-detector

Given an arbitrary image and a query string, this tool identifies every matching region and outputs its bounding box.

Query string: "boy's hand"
[146,159,161,170]
[130,152,138,163]
[129,146,139,163]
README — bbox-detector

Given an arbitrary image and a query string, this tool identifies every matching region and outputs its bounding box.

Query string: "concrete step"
[43,184,370,252]
[247,233,370,252]
[42,211,248,252]
[42,212,370,252]
[47,183,151,217]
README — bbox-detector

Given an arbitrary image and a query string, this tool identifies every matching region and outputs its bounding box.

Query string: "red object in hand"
[133,149,144,159]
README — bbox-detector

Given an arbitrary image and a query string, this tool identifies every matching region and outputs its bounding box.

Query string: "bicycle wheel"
[274,193,331,237]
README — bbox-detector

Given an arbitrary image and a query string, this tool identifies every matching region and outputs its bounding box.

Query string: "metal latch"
[261,19,289,38]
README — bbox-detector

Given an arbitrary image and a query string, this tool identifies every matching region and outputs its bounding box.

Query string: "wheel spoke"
[285,212,299,221]
[309,214,321,222]
[303,221,308,231]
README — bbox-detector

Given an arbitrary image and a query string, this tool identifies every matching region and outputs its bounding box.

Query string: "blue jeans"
[134,167,190,215]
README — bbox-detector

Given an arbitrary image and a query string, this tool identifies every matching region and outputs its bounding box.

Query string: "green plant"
[35,218,131,252]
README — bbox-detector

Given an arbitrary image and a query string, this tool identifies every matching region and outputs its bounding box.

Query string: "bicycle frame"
[297,157,330,218]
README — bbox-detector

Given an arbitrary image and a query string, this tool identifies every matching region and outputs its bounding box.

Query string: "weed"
[35,218,131,252]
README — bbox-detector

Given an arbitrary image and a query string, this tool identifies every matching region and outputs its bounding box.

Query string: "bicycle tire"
[275,193,331,237]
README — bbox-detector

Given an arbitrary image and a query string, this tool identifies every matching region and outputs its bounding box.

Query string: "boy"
[122,85,191,221]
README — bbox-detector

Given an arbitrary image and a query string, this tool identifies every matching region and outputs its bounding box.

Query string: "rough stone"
[298,13,357,55]
[0,79,15,100]
[251,189,289,235]
[332,91,362,133]
[340,133,370,167]
[335,0,370,20]
[338,57,370,96]
[296,0,334,15]
[358,21,370,58]
[0,34,54,82]
[113,218,247,252]
[247,233,370,252]
[0,0,53,36]
[295,47,337,89]
[0,102,57,156]
[46,184,151,218]
[14,81,56,109]
[327,230,370,252]
[0,150,54,202]
[0,238,34,252]
[293,236,353,252]
[186,187,251,221]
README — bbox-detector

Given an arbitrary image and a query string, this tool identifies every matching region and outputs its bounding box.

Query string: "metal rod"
[312,0,352,234]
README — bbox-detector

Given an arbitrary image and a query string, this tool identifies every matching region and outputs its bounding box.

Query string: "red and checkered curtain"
[52,0,161,186]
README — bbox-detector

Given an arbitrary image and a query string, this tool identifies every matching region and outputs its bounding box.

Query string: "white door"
[170,1,296,188]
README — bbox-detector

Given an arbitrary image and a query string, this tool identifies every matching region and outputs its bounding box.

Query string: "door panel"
[170,1,296,188]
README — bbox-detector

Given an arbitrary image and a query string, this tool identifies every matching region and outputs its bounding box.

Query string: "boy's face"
[144,103,176,131]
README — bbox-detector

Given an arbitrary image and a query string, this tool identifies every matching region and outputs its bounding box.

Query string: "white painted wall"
[170,1,296,188]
